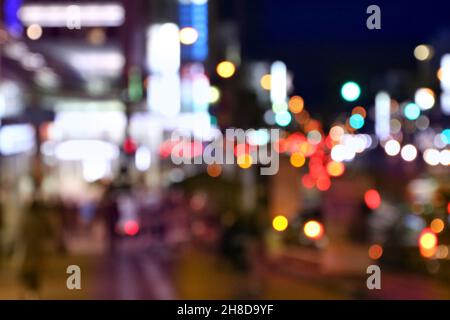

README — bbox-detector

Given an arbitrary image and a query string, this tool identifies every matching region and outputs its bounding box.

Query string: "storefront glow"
[147,23,181,117]
[375,91,391,141]
[440,54,450,115]
[18,3,125,27]
[179,0,208,62]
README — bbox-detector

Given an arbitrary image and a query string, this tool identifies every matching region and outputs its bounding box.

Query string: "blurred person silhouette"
[16,186,53,299]
[97,166,131,253]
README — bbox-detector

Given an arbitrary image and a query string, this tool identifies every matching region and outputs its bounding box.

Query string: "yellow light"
[290,153,306,168]
[216,61,236,79]
[273,215,289,232]
[414,44,433,61]
[237,154,253,169]
[209,86,221,104]
[260,74,271,90]
[419,231,437,250]
[304,220,324,239]
[179,27,199,45]
[27,24,43,40]
[288,96,304,114]
[430,218,445,234]
[326,161,345,177]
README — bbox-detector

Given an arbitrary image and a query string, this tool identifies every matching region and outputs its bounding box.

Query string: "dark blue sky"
[231,0,450,117]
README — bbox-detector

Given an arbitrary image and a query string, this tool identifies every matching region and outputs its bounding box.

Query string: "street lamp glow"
[179,27,199,45]
[341,81,361,102]
[384,140,401,156]
[401,144,418,162]
[273,215,289,232]
[415,88,435,110]
[216,61,236,78]
[304,220,324,240]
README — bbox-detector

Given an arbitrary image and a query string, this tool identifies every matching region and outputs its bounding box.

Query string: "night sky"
[227,0,450,119]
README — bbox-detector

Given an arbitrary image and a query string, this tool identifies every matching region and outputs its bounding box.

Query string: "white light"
[331,145,346,162]
[82,159,109,183]
[375,91,391,141]
[34,68,60,89]
[440,149,450,166]
[67,51,125,77]
[135,146,152,171]
[247,130,270,146]
[0,124,35,156]
[52,111,126,143]
[440,54,450,115]
[423,149,440,166]
[55,140,120,162]
[401,144,418,162]
[148,74,181,117]
[270,61,287,105]
[415,88,435,110]
[147,23,180,73]
[147,23,181,117]
[384,139,401,156]
[18,3,125,27]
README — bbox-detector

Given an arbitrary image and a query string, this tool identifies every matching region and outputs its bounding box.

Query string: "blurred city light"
[216,61,236,78]
[303,221,324,240]
[26,23,42,40]
[180,27,199,45]
[403,103,421,120]
[401,144,418,162]
[364,189,381,210]
[272,215,289,232]
[384,139,401,156]
[368,244,383,260]
[18,3,125,27]
[341,81,361,102]
[414,88,435,110]
[414,44,433,61]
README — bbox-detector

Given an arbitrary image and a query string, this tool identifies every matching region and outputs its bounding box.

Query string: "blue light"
[404,103,421,120]
[179,2,208,62]
[4,0,23,37]
[275,111,292,127]
[442,129,450,144]
[349,114,365,130]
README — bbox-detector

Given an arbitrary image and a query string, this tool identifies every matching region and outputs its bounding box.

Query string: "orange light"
[216,61,236,78]
[290,153,306,168]
[304,220,324,239]
[437,68,443,81]
[368,244,383,260]
[430,218,445,234]
[237,154,253,169]
[260,74,271,90]
[207,164,222,178]
[364,189,381,210]
[288,96,304,114]
[352,106,367,118]
[419,229,438,258]
[326,161,345,177]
